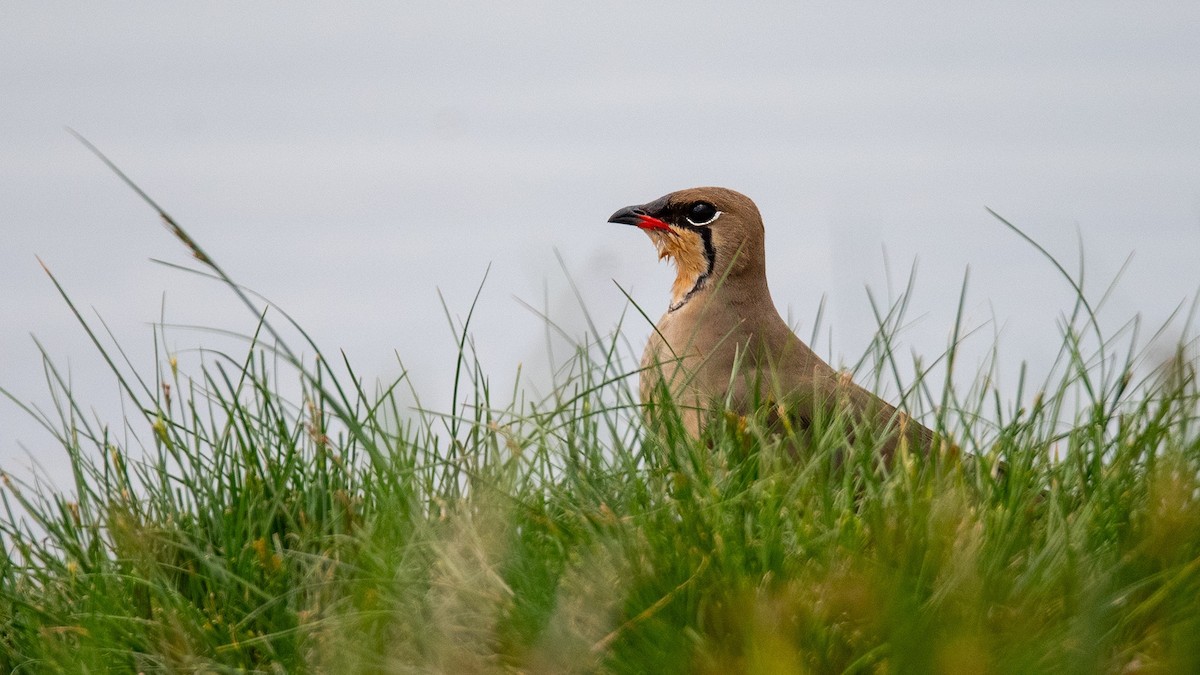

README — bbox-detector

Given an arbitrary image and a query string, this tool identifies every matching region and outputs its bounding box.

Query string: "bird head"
[608,186,766,311]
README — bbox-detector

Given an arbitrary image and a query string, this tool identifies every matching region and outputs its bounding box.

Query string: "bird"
[607,186,937,460]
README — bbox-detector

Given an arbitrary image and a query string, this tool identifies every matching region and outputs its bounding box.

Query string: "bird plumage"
[609,186,934,459]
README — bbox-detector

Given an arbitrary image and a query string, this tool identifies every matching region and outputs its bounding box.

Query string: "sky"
[3,3,1199,487]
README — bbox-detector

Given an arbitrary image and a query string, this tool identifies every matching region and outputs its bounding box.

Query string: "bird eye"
[686,202,719,226]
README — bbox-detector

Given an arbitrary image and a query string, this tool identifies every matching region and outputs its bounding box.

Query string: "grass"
[2,152,1199,673]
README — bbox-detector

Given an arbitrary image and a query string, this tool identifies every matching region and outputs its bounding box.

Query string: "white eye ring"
[686,210,721,227]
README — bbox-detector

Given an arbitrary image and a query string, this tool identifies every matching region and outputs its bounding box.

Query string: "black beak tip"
[607,205,645,227]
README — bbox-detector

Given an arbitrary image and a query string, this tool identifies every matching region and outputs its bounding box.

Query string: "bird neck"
[671,265,774,319]
[669,266,709,312]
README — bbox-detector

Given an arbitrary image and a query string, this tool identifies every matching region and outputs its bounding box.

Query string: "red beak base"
[608,204,671,232]
[635,214,670,232]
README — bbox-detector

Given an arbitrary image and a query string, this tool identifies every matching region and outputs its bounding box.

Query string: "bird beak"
[608,204,671,232]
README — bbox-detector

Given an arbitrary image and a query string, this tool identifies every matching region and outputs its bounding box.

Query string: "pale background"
[3,3,1199,486]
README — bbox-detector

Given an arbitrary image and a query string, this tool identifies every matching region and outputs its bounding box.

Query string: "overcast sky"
[3,3,1199,487]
